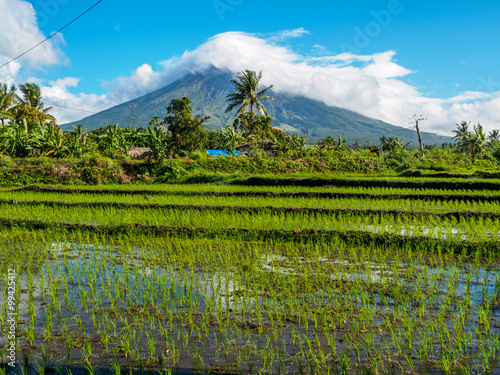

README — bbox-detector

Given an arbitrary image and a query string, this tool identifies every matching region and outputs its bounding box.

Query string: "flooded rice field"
[2,182,500,374]
[1,238,500,375]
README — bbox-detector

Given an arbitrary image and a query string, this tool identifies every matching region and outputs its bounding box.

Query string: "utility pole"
[409,114,426,153]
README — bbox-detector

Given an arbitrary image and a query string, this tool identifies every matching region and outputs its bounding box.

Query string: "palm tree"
[466,123,486,161]
[225,70,275,116]
[14,82,54,124]
[486,129,500,150]
[452,121,471,152]
[0,83,17,126]
[17,83,52,112]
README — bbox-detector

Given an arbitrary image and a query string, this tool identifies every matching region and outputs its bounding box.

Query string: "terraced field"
[1,180,500,374]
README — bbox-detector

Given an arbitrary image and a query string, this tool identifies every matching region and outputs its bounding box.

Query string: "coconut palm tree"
[225,70,275,116]
[453,121,485,160]
[452,121,470,152]
[0,83,17,126]
[17,82,53,112]
[486,129,500,150]
[14,82,54,124]
[465,123,486,161]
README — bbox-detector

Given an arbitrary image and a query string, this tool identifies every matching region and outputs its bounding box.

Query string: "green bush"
[0,155,13,167]
[188,150,208,160]
[154,162,188,183]
[73,154,123,184]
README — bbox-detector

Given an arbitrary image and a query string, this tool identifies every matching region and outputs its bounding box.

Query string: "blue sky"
[2,0,500,134]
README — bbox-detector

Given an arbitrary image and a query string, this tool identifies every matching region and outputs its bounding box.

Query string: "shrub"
[0,155,13,167]
[154,162,187,183]
[188,150,207,160]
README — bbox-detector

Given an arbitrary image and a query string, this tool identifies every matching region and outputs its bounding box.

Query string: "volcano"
[63,67,451,146]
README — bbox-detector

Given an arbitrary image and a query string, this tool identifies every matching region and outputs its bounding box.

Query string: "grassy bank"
[2,148,500,187]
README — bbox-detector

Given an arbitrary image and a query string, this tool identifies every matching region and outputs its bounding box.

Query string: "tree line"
[0,71,305,159]
[1,71,500,164]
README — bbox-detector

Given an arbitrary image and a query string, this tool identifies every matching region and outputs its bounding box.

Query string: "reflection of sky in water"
[42,242,500,315]
[3,241,500,342]
[258,253,500,317]
[49,242,245,311]
[356,224,500,241]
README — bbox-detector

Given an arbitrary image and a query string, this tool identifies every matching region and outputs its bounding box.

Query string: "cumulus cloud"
[0,56,22,85]
[0,0,66,68]
[36,30,500,134]
[40,78,115,124]
[0,0,71,123]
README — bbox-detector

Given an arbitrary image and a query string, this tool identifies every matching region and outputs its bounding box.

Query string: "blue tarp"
[206,149,240,157]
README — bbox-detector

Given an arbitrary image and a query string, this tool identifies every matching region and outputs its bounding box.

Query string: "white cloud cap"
[34,30,500,133]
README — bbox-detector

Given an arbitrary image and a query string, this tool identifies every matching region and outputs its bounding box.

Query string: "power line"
[47,102,132,122]
[0,0,103,69]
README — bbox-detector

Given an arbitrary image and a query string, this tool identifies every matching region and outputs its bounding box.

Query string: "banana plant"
[220,125,244,151]
[0,119,38,157]
[97,124,130,156]
[145,115,173,161]
[64,125,92,157]
[465,123,486,161]
[39,123,67,157]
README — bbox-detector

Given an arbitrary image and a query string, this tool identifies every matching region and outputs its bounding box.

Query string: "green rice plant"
[34,363,45,375]
[146,331,156,363]
[82,340,92,367]
[21,350,31,375]
[84,362,97,375]
[40,343,51,370]
[136,351,146,374]
[4,180,500,374]
[112,351,121,375]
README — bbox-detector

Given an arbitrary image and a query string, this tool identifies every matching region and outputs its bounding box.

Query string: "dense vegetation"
[2,76,500,187]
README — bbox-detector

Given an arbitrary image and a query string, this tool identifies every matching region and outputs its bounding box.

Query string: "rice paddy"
[1,180,500,374]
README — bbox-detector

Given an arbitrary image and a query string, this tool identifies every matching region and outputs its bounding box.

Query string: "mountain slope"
[63,68,451,146]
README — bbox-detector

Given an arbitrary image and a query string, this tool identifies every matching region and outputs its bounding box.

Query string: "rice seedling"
[2,182,500,374]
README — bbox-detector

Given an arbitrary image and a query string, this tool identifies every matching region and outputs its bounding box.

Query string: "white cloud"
[0,0,66,68]
[0,0,69,120]
[40,78,114,124]
[103,64,162,103]
[312,44,326,50]
[269,27,311,41]
[34,30,500,135]
[0,56,22,85]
